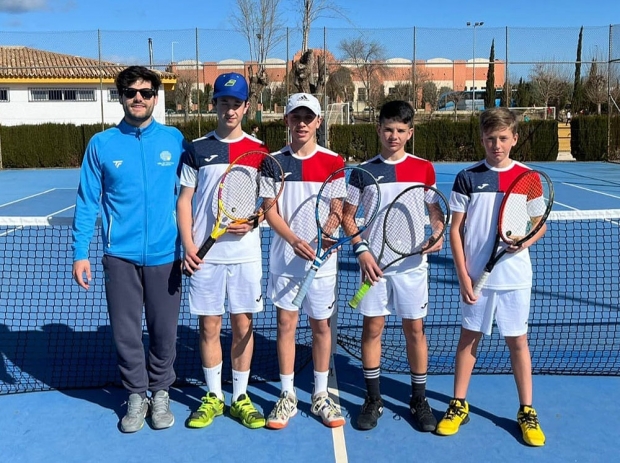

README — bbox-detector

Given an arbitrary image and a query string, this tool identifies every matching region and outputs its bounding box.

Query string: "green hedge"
[571,115,620,161]
[0,123,109,168]
[330,117,559,163]
[3,116,618,168]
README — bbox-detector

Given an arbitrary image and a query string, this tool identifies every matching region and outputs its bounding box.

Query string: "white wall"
[0,84,168,126]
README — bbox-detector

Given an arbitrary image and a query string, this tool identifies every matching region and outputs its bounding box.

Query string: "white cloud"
[0,0,47,13]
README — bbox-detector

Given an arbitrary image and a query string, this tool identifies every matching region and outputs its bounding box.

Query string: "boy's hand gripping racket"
[291,166,381,308]
[472,169,554,295]
[349,185,450,309]
[184,150,284,276]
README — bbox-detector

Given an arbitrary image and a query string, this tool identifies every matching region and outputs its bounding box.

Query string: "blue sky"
[0,0,615,32]
[0,0,617,69]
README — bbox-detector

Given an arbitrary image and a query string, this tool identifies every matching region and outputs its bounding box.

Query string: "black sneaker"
[357,396,383,430]
[409,396,437,432]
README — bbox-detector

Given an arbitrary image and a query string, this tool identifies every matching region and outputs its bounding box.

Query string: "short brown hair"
[479,107,517,135]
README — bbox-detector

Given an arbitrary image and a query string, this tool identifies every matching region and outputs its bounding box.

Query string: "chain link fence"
[1,24,618,155]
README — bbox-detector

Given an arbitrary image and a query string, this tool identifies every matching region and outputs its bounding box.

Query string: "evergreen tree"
[484,40,496,109]
[572,26,584,112]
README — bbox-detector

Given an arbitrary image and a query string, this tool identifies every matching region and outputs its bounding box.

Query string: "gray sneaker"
[120,393,149,433]
[151,390,175,430]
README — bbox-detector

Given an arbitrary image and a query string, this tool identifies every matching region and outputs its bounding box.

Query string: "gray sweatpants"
[102,255,182,395]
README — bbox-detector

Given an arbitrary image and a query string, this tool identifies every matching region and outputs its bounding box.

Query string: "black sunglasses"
[122,88,157,99]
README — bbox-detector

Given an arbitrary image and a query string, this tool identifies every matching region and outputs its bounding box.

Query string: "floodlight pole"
[467,21,484,113]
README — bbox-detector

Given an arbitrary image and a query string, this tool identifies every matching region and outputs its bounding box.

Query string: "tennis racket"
[472,169,554,295]
[291,166,381,308]
[183,150,284,276]
[348,185,450,309]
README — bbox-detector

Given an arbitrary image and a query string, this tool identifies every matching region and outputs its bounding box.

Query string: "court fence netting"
[1,210,619,394]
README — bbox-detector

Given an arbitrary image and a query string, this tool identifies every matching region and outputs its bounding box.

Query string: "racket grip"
[473,271,490,296]
[348,281,372,309]
[183,237,216,277]
[292,265,319,308]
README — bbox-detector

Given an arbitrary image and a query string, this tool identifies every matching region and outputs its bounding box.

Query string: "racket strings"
[500,172,552,242]
[220,167,262,220]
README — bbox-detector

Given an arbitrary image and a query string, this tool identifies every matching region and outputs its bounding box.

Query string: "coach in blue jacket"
[72,66,187,433]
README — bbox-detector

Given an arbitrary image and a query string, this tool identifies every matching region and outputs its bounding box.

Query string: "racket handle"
[348,281,372,309]
[473,271,490,296]
[183,237,216,277]
[292,265,319,308]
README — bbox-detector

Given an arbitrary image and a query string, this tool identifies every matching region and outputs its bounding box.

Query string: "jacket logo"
[113,160,123,168]
[157,151,174,167]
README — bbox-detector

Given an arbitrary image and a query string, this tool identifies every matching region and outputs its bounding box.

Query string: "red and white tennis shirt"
[449,160,534,289]
[355,153,437,275]
[179,132,268,264]
[266,145,345,278]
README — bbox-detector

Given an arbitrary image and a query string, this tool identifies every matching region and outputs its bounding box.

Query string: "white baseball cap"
[285,93,321,115]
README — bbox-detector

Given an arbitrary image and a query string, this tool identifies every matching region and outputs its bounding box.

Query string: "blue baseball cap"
[213,72,248,101]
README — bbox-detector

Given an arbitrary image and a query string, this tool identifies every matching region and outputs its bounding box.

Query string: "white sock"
[232,369,250,402]
[313,370,329,396]
[280,373,295,396]
[203,363,223,400]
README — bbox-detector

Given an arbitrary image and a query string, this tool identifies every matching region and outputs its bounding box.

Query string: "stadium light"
[467,21,484,113]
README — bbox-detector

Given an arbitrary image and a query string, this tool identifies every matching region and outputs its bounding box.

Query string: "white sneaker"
[266,390,298,430]
[120,393,149,433]
[311,391,345,428]
[151,390,175,430]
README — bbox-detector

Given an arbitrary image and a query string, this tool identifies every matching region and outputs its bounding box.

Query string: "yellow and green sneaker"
[517,406,546,447]
[187,392,224,428]
[230,393,266,429]
[435,399,470,436]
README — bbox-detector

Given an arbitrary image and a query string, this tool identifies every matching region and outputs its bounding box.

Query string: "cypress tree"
[484,40,496,109]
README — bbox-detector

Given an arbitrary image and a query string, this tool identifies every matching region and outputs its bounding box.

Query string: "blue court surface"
[1,162,619,463]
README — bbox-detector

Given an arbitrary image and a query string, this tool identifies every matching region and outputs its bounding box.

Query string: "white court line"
[48,205,75,217]
[563,182,620,200]
[328,365,348,463]
[0,189,56,208]
[552,200,580,211]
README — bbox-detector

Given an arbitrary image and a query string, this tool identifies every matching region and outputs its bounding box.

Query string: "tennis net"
[1,209,619,394]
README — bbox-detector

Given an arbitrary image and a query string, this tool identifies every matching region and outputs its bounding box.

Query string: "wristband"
[353,239,370,257]
[252,217,259,229]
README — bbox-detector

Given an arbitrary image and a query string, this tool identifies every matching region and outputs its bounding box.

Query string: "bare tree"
[339,37,387,110]
[584,58,608,115]
[232,0,286,119]
[529,63,569,118]
[174,74,195,122]
[421,81,438,110]
[291,0,348,97]
[325,66,354,103]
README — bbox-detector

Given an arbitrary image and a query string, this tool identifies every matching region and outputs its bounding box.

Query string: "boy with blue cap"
[178,72,269,429]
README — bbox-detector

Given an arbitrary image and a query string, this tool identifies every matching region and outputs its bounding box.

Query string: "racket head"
[498,170,554,245]
[218,150,284,223]
[316,166,381,244]
[382,184,450,260]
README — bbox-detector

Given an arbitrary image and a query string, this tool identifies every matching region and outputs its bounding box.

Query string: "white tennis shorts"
[188,260,263,316]
[267,273,337,320]
[461,287,531,337]
[357,267,429,320]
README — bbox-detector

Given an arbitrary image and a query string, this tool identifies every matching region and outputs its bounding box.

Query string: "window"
[108,88,120,102]
[358,87,367,102]
[28,88,96,102]
[0,88,8,102]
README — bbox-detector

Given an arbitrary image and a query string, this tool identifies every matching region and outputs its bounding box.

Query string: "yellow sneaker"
[517,406,546,446]
[435,399,470,436]
[187,392,224,428]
